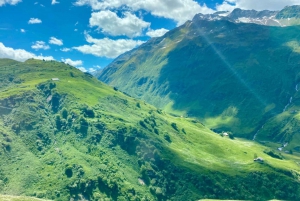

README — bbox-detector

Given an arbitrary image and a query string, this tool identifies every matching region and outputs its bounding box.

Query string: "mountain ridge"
[97,10,300,152]
[190,5,300,27]
[1,58,300,200]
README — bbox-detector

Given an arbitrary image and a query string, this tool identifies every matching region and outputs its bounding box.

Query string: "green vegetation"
[0,195,51,201]
[98,18,300,151]
[1,59,300,200]
[276,5,300,20]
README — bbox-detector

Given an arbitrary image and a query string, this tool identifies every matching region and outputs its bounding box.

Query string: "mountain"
[185,5,300,27]
[2,58,300,200]
[276,5,300,19]
[97,10,300,151]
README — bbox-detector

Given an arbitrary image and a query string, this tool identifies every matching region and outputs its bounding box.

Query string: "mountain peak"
[276,5,300,19]
[228,8,277,19]
[192,5,300,27]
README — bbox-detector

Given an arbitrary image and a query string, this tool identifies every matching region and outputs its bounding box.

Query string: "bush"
[171,123,179,131]
[83,106,95,118]
[139,120,147,129]
[61,107,68,119]
[65,166,73,178]
[164,134,171,142]
[67,115,73,126]
[264,150,283,160]
[79,116,88,134]
[55,115,62,130]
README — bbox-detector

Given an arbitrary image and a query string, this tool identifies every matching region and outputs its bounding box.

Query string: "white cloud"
[28,18,42,24]
[90,10,150,37]
[75,0,214,25]
[217,0,300,12]
[0,0,22,6]
[77,67,87,72]
[31,41,50,50]
[51,0,59,5]
[0,42,54,61]
[73,33,144,58]
[61,48,71,52]
[49,37,63,46]
[88,68,96,72]
[20,29,25,33]
[61,58,83,67]
[94,65,101,68]
[146,28,169,38]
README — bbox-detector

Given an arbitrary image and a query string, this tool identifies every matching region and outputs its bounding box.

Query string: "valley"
[0,59,300,200]
[1,3,300,201]
[98,6,300,153]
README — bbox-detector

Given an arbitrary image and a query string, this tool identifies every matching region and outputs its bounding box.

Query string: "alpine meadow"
[2,1,300,201]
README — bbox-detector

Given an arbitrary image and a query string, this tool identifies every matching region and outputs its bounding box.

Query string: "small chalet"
[254,157,264,163]
[51,78,60,81]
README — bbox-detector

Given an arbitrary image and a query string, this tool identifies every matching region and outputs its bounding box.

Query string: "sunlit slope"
[98,19,300,141]
[1,59,300,200]
[0,194,51,201]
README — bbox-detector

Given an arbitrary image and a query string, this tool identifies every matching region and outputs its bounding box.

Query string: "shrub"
[2,142,11,152]
[55,115,62,130]
[171,123,179,131]
[61,107,68,119]
[49,82,56,89]
[67,115,73,126]
[164,134,171,142]
[65,166,73,178]
[83,106,95,118]
[264,150,283,160]
[79,115,88,135]
[139,120,147,129]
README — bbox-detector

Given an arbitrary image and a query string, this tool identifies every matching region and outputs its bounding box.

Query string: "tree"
[229,133,235,139]
[61,107,68,119]
[171,123,179,131]
[79,115,88,135]
[55,115,62,130]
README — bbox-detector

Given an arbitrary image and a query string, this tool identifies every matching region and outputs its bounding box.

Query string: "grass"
[97,19,300,153]
[1,59,300,200]
[0,195,51,201]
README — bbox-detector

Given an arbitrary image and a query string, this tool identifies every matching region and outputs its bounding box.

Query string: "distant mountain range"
[194,5,300,26]
[97,5,300,151]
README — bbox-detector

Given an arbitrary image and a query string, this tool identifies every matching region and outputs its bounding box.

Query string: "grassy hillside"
[0,195,51,201]
[1,59,300,200]
[98,19,300,150]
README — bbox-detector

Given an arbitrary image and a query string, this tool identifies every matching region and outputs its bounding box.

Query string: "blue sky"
[0,0,299,72]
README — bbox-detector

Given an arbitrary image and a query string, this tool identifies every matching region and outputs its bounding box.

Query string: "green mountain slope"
[0,194,51,201]
[275,5,300,26]
[2,58,300,200]
[97,18,300,149]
